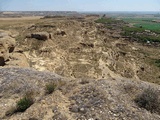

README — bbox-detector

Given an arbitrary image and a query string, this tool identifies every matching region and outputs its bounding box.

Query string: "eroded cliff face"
[5,17,158,84]
[0,17,160,120]
[0,30,29,67]
[0,17,160,84]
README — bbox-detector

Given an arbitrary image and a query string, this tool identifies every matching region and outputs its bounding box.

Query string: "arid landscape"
[0,11,160,120]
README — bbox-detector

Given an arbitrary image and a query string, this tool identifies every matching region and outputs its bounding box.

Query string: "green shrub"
[155,59,160,67]
[134,87,160,114]
[5,92,34,116]
[121,26,160,43]
[95,17,122,24]
[122,26,145,33]
[45,82,57,94]
[16,96,34,112]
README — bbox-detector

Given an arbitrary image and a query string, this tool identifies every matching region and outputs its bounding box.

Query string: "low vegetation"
[5,94,34,116]
[45,82,57,94]
[121,18,160,43]
[5,81,60,117]
[95,17,125,31]
[155,59,160,68]
[121,26,160,43]
[95,17,123,24]
[134,87,160,114]
[95,17,160,43]
[16,96,34,112]
[122,18,160,32]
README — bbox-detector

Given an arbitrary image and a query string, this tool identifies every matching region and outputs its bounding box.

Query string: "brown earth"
[0,16,160,120]
[0,16,159,83]
[0,67,160,120]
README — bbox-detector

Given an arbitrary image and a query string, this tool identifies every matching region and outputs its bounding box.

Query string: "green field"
[122,18,160,33]
[120,17,160,43]
[95,17,160,43]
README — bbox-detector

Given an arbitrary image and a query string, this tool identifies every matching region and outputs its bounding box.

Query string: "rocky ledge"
[0,67,160,120]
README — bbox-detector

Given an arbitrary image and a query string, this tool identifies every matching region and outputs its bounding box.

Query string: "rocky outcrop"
[27,32,52,40]
[0,67,160,120]
[56,29,66,36]
[0,30,16,66]
[0,30,29,67]
[11,18,159,84]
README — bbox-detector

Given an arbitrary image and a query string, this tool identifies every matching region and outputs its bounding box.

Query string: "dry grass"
[135,87,160,114]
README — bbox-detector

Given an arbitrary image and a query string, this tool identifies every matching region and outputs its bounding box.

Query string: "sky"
[0,0,160,11]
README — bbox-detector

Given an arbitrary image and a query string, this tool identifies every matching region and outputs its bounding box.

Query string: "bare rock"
[56,29,66,36]
[0,30,29,67]
[27,32,52,40]
[0,30,16,66]
[31,32,48,40]
[0,57,5,66]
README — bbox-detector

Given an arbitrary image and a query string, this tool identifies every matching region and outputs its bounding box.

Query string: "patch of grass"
[155,59,160,68]
[95,17,122,24]
[5,91,34,116]
[121,26,160,43]
[45,82,57,94]
[16,96,34,112]
[122,18,160,33]
[134,87,160,114]
[122,26,145,33]
[15,35,24,42]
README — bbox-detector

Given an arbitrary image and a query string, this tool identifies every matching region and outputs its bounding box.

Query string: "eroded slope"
[0,67,160,120]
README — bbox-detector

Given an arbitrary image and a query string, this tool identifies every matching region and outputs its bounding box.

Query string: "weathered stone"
[0,57,5,66]
[31,32,49,40]
[56,29,66,36]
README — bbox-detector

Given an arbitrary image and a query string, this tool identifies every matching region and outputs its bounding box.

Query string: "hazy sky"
[0,0,160,11]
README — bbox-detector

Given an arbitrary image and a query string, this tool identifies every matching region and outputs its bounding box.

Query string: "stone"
[28,32,51,40]
[69,105,79,113]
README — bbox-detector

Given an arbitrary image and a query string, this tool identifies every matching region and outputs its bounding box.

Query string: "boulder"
[28,32,51,40]
[0,57,5,66]
[0,43,9,64]
[0,31,16,66]
[2,36,16,53]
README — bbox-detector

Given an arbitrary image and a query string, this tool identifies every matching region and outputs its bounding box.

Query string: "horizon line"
[0,10,160,12]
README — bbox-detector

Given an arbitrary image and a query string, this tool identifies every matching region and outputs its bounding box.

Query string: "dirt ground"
[0,16,160,84]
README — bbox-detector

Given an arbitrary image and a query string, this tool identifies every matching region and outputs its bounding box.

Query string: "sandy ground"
[0,16,42,21]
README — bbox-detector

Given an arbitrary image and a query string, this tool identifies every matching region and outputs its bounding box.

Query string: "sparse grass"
[122,26,145,33]
[95,17,122,24]
[15,35,25,43]
[155,59,160,68]
[122,18,160,32]
[134,87,160,114]
[16,96,34,112]
[5,91,34,116]
[120,18,160,43]
[121,26,160,43]
[45,82,57,94]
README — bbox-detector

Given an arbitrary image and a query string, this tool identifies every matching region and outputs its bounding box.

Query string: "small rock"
[79,107,87,114]
[88,118,94,120]
[69,105,79,113]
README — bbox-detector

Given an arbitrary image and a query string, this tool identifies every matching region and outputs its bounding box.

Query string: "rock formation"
[0,67,160,120]
[0,30,16,66]
[0,30,29,67]
[26,32,52,40]
[0,16,160,120]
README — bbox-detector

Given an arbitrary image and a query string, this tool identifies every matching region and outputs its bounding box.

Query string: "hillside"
[0,16,160,84]
[0,67,160,120]
[0,15,160,120]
